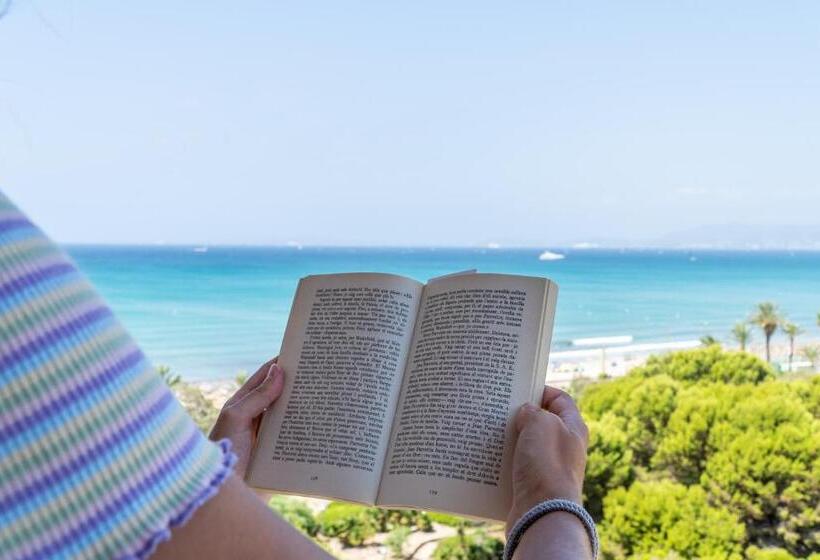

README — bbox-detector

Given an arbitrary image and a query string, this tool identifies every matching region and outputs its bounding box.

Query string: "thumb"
[514,402,541,434]
[232,364,285,421]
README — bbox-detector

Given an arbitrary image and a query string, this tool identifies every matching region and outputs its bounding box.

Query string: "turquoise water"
[67,246,820,380]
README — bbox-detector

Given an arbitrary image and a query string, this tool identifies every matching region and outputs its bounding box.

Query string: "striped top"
[0,192,235,559]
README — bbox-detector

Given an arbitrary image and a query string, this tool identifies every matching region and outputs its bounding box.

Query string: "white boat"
[193,246,208,253]
[538,250,565,261]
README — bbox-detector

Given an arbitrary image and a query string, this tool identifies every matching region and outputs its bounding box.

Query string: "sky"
[1,1,819,247]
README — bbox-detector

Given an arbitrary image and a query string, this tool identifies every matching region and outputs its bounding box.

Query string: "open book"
[246,272,558,521]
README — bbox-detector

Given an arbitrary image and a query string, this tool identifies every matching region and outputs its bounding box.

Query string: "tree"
[802,345,820,372]
[580,374,681,466]
[781,322,803,372]
[432,531,504,560]
[172,382,220,433]
[268,496,319,537]
[700,334,719,346]
[600,480,745,559]
[695,384,819,556]
[745,546,798,560]
[630,345,773,385]
[749,302,782,362]
[316,503,376,547]
[731,322,752,351]
[156,364,181,387]
[581,348,818,557]
[652,383,751,485]
[583,414,635,520]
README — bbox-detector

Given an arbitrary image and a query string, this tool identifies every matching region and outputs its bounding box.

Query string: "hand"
[209,358,285,478]
[507,386,589,530]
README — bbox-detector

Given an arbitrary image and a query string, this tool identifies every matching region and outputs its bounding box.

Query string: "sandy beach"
[546,337,819,386]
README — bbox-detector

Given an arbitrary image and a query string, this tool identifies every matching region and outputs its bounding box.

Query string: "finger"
[513,402,542,434]
[541,386,588,443]
[232,364,286,421]
[225,357,278,406]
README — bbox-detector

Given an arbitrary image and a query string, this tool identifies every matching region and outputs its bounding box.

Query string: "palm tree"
[749,302,782,363]
[803,345,820,371]
[782,322,803,372]
[700,335,719,347]
[731,322,751,352]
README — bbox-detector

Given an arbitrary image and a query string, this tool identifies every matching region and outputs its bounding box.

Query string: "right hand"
[209,358,285,479]
[507,386,589,530]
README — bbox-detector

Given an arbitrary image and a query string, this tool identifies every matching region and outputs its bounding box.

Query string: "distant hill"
[650,223,820,250]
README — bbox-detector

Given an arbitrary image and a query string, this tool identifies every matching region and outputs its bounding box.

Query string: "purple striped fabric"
[0,189,236,560]
[0,348,145,446]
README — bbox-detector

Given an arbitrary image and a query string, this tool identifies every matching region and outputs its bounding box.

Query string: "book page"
[376,274,557,520]
[246,273,424,505]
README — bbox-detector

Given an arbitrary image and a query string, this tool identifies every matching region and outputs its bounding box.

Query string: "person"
[0,191,593,559]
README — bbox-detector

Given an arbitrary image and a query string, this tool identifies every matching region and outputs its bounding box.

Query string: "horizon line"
[60,242,820,252]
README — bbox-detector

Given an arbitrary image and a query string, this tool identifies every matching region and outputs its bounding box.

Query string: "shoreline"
[546,336,820,387]
[190,337,820,407]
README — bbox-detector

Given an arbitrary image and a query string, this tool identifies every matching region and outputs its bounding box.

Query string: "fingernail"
[271,364,283,378]
[521,402,536,412]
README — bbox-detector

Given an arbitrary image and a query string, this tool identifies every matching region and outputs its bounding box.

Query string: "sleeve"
[0,191,237,560]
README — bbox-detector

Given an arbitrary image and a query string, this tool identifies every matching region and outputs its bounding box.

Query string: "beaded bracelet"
[503,499,599,560]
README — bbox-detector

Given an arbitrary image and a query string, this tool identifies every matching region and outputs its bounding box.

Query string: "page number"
[310,475,319,481]
[428,489,438,496]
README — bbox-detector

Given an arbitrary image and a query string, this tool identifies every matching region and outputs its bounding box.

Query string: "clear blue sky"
[2,1,819,247]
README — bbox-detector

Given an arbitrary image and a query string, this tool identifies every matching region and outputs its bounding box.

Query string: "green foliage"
[633,379,818,557]
[427,511,474,527]
[580,348,818,558]
[631,346,774,385]
[698,385,818,555]
[600,480,745,560]
[156,365,181,387]
[567,375,596,400]
[584,414,635,520]
[749,302,783,362]
[580,374,680,465]
[700,334,720,346]
[781,322,802,342]
[745,546,797,560]
[235,370,248,385]
[432,531,504,560]
[367,508,433,532]
[652,383,759,483]
[745,546,820,560]
[385,526,412,558]
[172,381,219,433]
[787,375,820,417]
[802,345,820,371]
[316,503,376,547]
[731,322,752,351]
[268,496,319,536]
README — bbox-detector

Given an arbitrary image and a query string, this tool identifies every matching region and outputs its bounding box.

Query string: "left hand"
[507,386,589,530]
[209,357,285,478]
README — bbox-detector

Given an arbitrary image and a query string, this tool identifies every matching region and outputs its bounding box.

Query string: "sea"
[66,246,820,380]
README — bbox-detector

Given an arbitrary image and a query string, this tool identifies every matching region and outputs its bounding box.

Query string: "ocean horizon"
[66,245,820,380]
